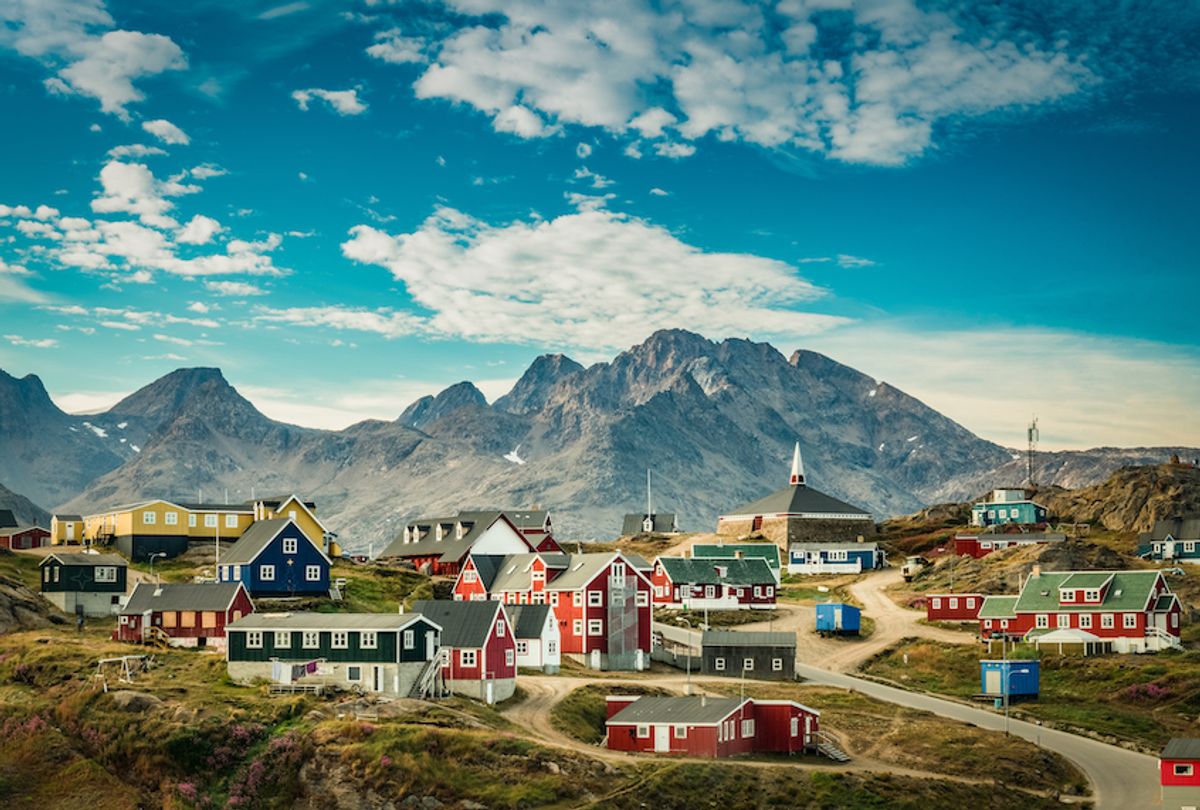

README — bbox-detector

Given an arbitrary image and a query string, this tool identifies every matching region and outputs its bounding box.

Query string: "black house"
[701,630,796,680]
[39,552,128,617]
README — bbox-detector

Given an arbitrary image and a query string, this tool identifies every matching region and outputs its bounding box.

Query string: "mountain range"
[1,330,1194,552]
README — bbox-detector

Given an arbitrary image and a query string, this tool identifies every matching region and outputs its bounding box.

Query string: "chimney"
[1031,564,1042,578]
[735,550,744,560]
[700,693,706,707]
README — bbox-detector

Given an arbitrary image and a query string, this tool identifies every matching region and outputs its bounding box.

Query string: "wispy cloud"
[292,87,367,116]
[5,334,58,348]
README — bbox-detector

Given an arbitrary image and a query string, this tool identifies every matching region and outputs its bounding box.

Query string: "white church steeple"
[789,441,806,486]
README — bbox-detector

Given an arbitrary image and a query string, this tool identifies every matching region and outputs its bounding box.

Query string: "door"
[833,607,842,630]
[1153,612,1167,632]
[373,666,383,693]
[485,680,494,705]
[985,669,1001,695]
[426,631,436,661]
[66,523,75,542]
[654,725,670,752]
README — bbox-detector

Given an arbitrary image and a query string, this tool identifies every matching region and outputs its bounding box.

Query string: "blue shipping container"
[816,603,861,635]
[980,659,1039,697]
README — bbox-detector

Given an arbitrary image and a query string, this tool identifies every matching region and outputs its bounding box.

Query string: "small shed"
[980,659,1039,699]
[816,602,860,636]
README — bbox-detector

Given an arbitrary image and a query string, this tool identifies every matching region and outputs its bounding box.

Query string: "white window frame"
[635,591,649,607]
[505,649,514,667]
[164,511,178,526]
[1057,613,1070,629]
[331,631,349,649]
[305,565,321,582]
[496,619,506,637]
[246,631,263,649]
[1123,613,1137,629]
[573,591,583,607]
[588,619,603,636]
[360,631,378,649]
[572,619,583,636]
[143,511,156,525]
[611,562,626,581]
[1185,541,1196,553]
[188,513,197,528]
[949,597,959,609]
[303,631,319,649]
[714,657,726,671]
[827,549,848,562]
[95,566,117,583]
[225,514,238,529]
[1080,614,1093,629]
[673,725,687,739]
[743,658,754,671]
[283,537,297,554]
[1084,589,1100,602]
[931,597,941,609]
[460,649,477,668]
[462,570,477,583]
[550,591,559,606]
[1174,763,1194,777]
[274,631,291,649]
[204,514,218,528]
[1101,613,1114,629]
[741,718,755,737]
[403,629,414,649]
[587,590,603,607]
[259,564,275,582]
[772,658,783,672]
[346,665,361,683]
[516,640,529,655]
[1035,614,1049,629]
[636,724,650,738]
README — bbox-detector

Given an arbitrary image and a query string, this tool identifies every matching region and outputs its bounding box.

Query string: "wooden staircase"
[409,650,449,699]
[814,731,851,763]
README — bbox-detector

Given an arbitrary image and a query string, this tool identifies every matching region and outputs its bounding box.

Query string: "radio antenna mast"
[1026,417,1039,487]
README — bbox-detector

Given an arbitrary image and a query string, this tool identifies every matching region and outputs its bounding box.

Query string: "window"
[827,549,848,562]
[95,566,117,583]
[790,717,799,737]
[331,631,348,649]
[547,641,557,655]
[1101,613,1114,629]
[1171,613,1179,628]
[288,510,297,521]
[741,719,755,737]
[966,598,975,609]
[516,641,529,655]
[1080,614,1093,629]
[573,591,583,607]
[931,597,941,609]
[403,630,414,649]
[532,569,545,582]
[463,570,477,583]
[753,586,762,598]
[588,590,603,607]
[305,565,321,582]
[460,649,477,667]
[705,585,715,598]
[765,586,774,597]
[743,658,754,671]
[274,631,291,649]
[673,725,687,739]
[346,666,361,682]
[1084,589,1100,601]
[204,514,217,528]
[164,511,178,526]
[636,724,649,738]
[998,508,1008,518]
[1174,764,1194,777]
[949,598,958,609]
[201,611,217,628]
[303,631,319,648]
[188,514,197,527]
[259,564,275,581]
[360,631,378,649]
[225,514,238,529]
[143,511,156,525]
[43,567,50,583]
[573,620,583,636]
[180,611,195,628]
[1035,614,1049,629]
[162,611,177,628]
[232,565,241,579]
[635,591,649,607]
[1000,620,1009,629]
[588,619,603,636]
[611,562,626,581]
[550,592,559,606]
[984,619,993,629]
[1123,613,1137,629]
[714,657,726,671]
[1186,542,1196,553]
[772,658,784,672]
[246,631,263,648]
[283,537,297,554]
[505,649,514,666]
[1057,614,1070,629]
[533,592,546,604]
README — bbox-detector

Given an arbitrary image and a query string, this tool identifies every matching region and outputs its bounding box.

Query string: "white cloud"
[575,142,593,158]
[292,87,367,116]
[143,352,187,361]
[367,28,425,64]
[0,259,46,303]
[573,166,613,189]
[177,214,222,245]
[190,163,228,180]
[258,1,309,20]
[141,118,190,145]
[205,280,267,297]
[91,159,197,228]
[564,191,615,211]
[648,187,669,196]
[5,334,58,348]
[107,143,166,158]
[800,254,878,269]
[307,205,847,352]
[187,301,210,314]
[388,0,1100,165]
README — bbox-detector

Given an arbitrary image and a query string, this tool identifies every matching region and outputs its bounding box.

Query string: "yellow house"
[250,495,329,551]
[50,513,85,545]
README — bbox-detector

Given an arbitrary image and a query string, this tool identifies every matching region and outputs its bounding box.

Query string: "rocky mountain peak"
[106,367,258,428]
[0,369,60,417]
[493,353,584,415]
[399,381,487,430]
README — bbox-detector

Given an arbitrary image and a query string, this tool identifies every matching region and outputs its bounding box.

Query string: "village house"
[1160,738,1200,810]
[452,550,653,671]
[410,599,516,704]
[787,541,886,575]
[622,512,679,535]
[116,582,253,649]
[505,604,561,673]
[954,530,1066,558]
[651,557,777,610]
[701,630,797,680]
[970,488,1049,528]
[0,523,49,550]
[1139,517,1200,564]
[217,518,331,598]
[225,612,443,696]
[605,695,820,758]
[39,552,127,617]
[925,593,985,622]
[717,443,874,549]
[977,567,1182,653]
[50,513,85,545]
[690,543,782,583]
[378,510,562,576]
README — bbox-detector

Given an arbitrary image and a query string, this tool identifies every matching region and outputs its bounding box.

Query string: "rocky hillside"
[7,330,1198,553]
[0,482,50,528]
[1036,463,1200,534]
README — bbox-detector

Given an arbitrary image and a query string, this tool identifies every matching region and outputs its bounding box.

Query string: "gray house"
[39,552,127,617]
[225,612,443,696]
[701,630,797,680]
[622,512,679,536]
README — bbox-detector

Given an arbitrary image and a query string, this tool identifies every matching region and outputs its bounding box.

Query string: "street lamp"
[1003,665,1030,736]
[148,552,167,584]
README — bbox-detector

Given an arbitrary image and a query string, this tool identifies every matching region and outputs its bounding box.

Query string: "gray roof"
[468,554,510,591]
[0,510,16,529]
[123,582,246,614]
[218,518,327,566]
[657,556,775,586]
[410,599,503,648]
[547,553,631,590]
[379,510,524,564]
[608,695,746,726]
[624,553,653,571]
[722,483,872,521]
[227,612,435,632]
[1145,517,1200,542]
[53,513,83,522]
[506,510,549,530]
[622,513,678,535]
[702,630,796,649]
[1162,738,1200,760]
[504,604,552,639]
[42,552,126,567]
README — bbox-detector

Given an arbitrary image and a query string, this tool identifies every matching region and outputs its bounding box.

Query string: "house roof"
[218,518,329,567]
[227,612,436,632]
[41,552,126,567]
[974,532,1066,543]
[0,524,48,536]
[692,543,781,569]
[1014,570,1163,613]
[0,509,16,529]
[1162,738,1200,760]
[788,541,879,553]
[547,552,642,591]
[410,599,503,648]
[505,604,552,639]
[608,695,746,726]
[53,513,83,522]
[123,582,247,614]
[468,554,511,591]
[721,483,872,521]
[1145,517,1200,542]
[657,556,775,586]
[507,510,549,530]
[379,511,533,564]
[1154,593,1179,612]
[624,553,653,571]
[621,513,677,535]
[978,595,1019,619]
[485,552,557,592]
[701,630,796,649]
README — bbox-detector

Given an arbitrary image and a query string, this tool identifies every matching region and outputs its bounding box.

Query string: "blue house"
[816,602,860,636]
[218,518,331,598]
[788,542,885,575]
[971,488,1048,527]
[980,659,1039,700]
[1138,517,1200,564]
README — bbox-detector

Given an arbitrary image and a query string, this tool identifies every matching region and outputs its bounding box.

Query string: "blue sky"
[1,0,1198,449]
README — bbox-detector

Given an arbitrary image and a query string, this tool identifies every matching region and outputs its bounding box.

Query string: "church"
[716,443,875,548]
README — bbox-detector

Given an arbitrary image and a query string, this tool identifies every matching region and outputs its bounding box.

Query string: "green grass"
[0,548,44,591]
[550,683,672,744]
[862,639,1200,750]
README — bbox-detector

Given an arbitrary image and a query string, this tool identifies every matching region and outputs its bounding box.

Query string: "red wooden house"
[651,557,776,610]
[977,568,1183,653]
[605,695,819,758]
[452,550,653,670]
[1161,738,1200,810]
[410,599,516,704]
[378,511,559,576]
[954,531,1065,559]
[925,593,984,622]
[115,582,253,650]
[0,525,50,550]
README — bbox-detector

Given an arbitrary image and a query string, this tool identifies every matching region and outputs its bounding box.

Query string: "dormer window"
[435,525,443,542]
[1084,589,1100,602]
[1059,589,1075,602]
[456,522,464,540]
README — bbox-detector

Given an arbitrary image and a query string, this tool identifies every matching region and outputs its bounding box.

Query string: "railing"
[1146,626,1182,649]
[410,649,448,699]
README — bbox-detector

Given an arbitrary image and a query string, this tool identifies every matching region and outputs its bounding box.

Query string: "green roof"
[1014,570,1162,613]
[658,556,775,586]
[691,543,781,570]
[979,595,1018,619]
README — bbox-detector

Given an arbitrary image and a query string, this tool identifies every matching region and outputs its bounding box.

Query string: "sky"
[0,0,1198,450]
